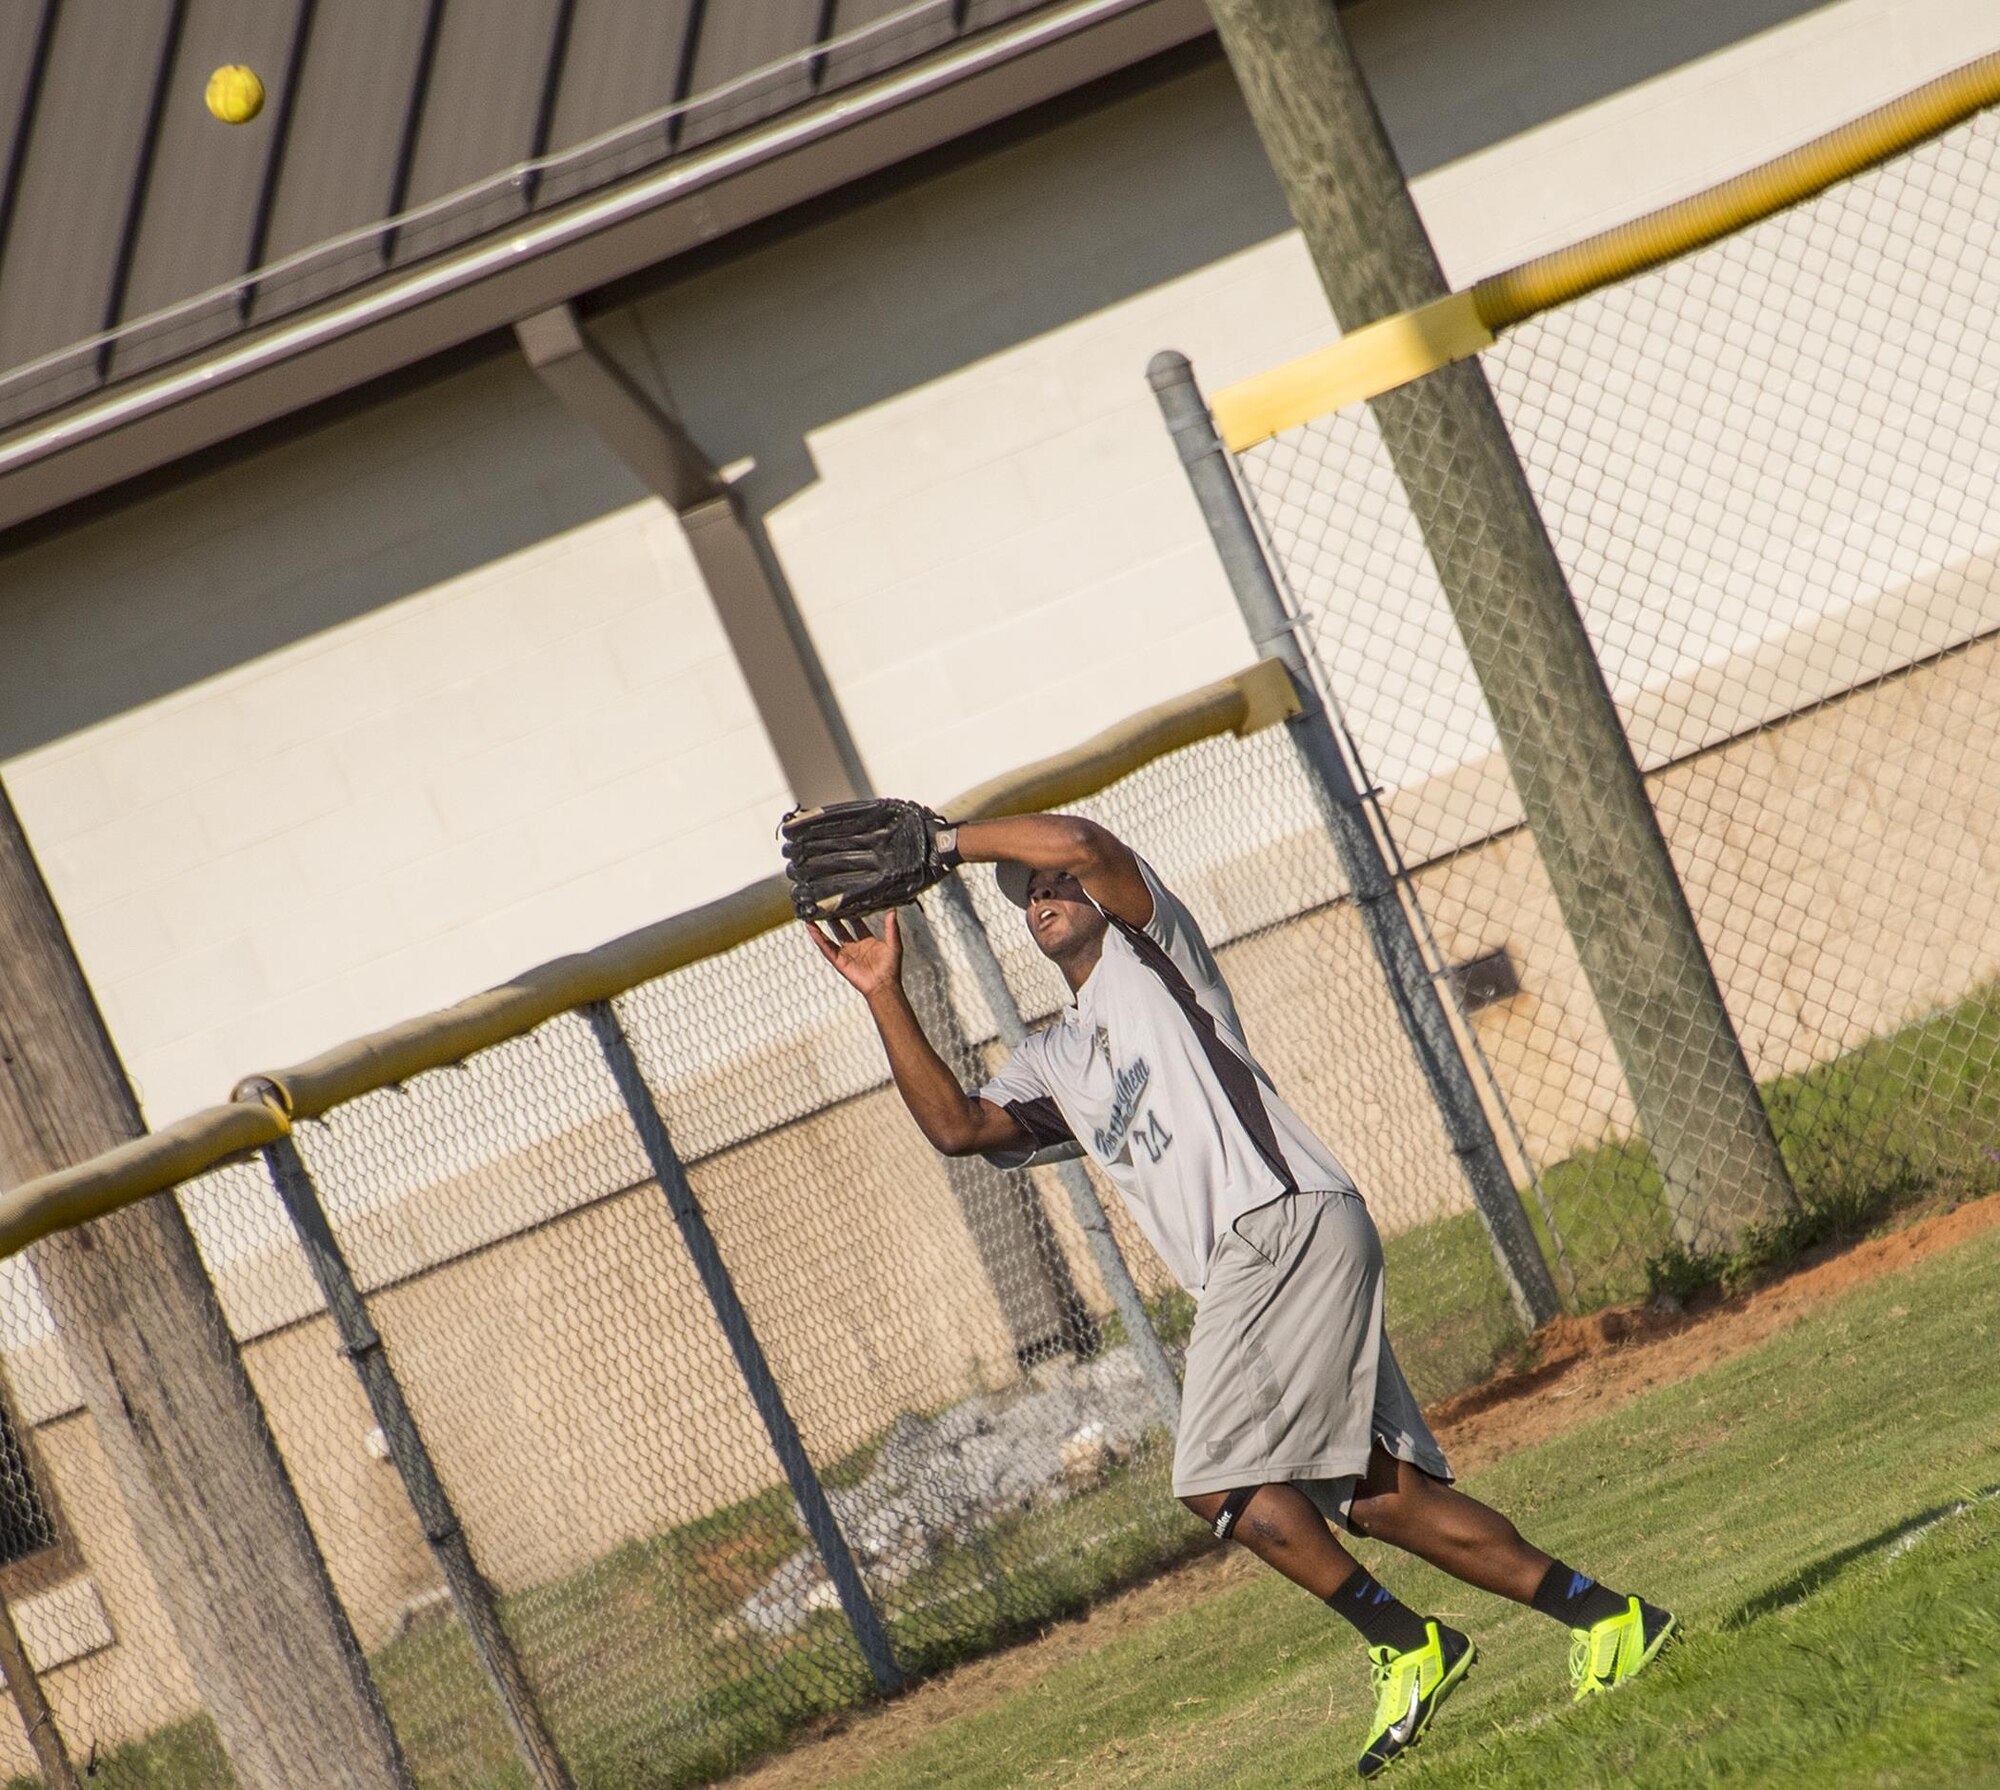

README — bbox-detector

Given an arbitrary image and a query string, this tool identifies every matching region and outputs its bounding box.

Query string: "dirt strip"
[721,1192,2000,1790]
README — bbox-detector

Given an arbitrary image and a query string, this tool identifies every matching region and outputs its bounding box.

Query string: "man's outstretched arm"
[804,910,1030,1157]
[952,815,1153,927]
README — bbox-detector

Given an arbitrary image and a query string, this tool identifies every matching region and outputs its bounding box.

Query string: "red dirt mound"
[1433,1192,2000,1474]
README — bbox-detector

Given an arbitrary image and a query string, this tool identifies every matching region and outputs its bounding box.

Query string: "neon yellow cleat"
[1570,1596,1678,1700]
[1357,1619,1475,1777]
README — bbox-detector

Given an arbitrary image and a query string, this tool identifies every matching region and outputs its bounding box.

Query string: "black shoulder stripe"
[1110,917,1298,1195]
[1003,1095,1077,1152]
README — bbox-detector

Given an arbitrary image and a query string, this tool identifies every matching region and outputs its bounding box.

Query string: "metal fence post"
[239,1088,578,1790]
[930,879,1182,1431]
[898,906,1099,1363]
[1149,350,1562,1330]
[0,1584,77,1790]
[580,1001,907,1696]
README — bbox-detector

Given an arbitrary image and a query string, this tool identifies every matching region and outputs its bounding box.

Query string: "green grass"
[791,1216,2000,1790]
[1382,1210,1528,1401]
[39,985,2000,1789]
[1379,979,2000,1402]
[2,1713,234,1790]
[357,1430,1188,1790]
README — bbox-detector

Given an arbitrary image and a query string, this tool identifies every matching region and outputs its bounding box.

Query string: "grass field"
[19,985,2000,1790]
[366,1449,1187,1790]
[783,1218,2000,1789]
[1382,978,2000,1403]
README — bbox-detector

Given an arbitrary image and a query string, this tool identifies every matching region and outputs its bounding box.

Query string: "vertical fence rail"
[1151,349,1562,1330]
[580,999,908,1697]
[0,1586,77,1790]
[241,1088,579,1790]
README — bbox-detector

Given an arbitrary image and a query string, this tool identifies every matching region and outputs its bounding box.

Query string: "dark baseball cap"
[994,860,1036,909]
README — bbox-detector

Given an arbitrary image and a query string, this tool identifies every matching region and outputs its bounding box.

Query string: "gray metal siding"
[0,4,59,265]
[678,2,826,152]
[108,0,306,378]
[546,0,701,155]
[0,0,180,375]
[254,1,440,309]
[400,0,565,212]
[0,0,1099,435]
[823,0,957,90]
[536,0,703,209]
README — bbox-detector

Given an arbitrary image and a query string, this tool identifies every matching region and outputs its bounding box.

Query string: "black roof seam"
[809,0,842,93]
[241,0,322,324]
[524,0,581,211]
[382,0,452,267]
[0,0,62,296]
[97,0,192,381]
[666,0,710,155]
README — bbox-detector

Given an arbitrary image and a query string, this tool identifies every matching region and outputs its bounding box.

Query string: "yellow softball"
[205,65,265,125]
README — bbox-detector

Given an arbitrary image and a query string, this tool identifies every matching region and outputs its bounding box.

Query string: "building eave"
[0,0,1210,543]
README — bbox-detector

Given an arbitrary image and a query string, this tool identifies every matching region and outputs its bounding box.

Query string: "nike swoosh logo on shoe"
[1386,1680,1424,1746]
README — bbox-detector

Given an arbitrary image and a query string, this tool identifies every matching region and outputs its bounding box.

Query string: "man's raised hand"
[804,911,904,1000]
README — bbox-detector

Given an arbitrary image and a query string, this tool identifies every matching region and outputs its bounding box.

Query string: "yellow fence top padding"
[0,1103,290,1259]
[1214,44,2000,451]
[1211,291,1493,459]
[951,655,1299,821]
[0,658,1300,1259]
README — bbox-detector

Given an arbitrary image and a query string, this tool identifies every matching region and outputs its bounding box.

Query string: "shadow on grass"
[1724,1485,2000,1629]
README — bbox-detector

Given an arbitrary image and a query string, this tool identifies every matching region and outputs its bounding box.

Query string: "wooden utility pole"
[1203,0,1796,1249]
[0,783,412,1790]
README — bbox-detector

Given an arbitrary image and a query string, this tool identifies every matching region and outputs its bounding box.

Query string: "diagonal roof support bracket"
[516,303,866,807]
[516,302,1107,1369]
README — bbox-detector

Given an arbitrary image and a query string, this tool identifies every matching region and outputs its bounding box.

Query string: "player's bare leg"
[1181,1450,1550,1605]
[1345,1445,1550,1602]
[1183,1480,1474,1776]
[1184,1447,1674,1772]
[1180,1483,1362,1596]
[1342,1445,1677,1695]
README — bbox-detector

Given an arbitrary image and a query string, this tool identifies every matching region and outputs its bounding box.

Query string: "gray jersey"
[977,859,1355,1290]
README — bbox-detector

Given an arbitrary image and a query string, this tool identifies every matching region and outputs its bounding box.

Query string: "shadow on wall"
[604,0,1841,526]
[1349,0,1840,179]
[0,0,1836,762]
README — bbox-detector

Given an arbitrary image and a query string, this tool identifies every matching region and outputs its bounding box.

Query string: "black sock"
[1530,1560,1630,1629]
[1327,1566,1431,1653]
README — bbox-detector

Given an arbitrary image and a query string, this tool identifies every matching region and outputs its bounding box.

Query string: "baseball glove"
[780,798,962,919]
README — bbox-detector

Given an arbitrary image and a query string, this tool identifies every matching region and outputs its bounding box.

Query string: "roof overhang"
[0,0,1210,543]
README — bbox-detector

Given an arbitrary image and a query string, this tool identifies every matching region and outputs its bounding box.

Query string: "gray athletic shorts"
[1172,1188,1452,1531]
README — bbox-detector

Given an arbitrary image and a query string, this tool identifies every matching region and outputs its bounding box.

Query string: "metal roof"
[0,0,1208,530]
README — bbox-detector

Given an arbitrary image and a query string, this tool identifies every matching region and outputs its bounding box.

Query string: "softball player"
[804,809,1675,1775]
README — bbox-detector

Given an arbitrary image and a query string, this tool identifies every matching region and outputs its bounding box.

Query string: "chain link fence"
[2,65,1997,1790]
[0,685,1555,1788]
[0,1181,366,1790]
[1237,104,2000,1304]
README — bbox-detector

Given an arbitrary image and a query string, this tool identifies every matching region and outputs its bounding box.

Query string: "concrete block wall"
[3,0,1990,1133]
[1,403,790,1122]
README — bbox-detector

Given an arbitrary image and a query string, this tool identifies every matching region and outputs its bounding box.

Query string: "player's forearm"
[864,982,987,1154]
[953,815,1117,874]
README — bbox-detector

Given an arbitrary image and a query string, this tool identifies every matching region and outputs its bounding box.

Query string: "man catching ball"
[788,800,1675,1775]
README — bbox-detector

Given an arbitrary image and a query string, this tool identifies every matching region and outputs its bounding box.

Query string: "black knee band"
[1212,1485,1261,1541]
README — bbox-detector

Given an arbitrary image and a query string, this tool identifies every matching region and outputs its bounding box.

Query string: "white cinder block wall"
[0,0,1992,1126]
